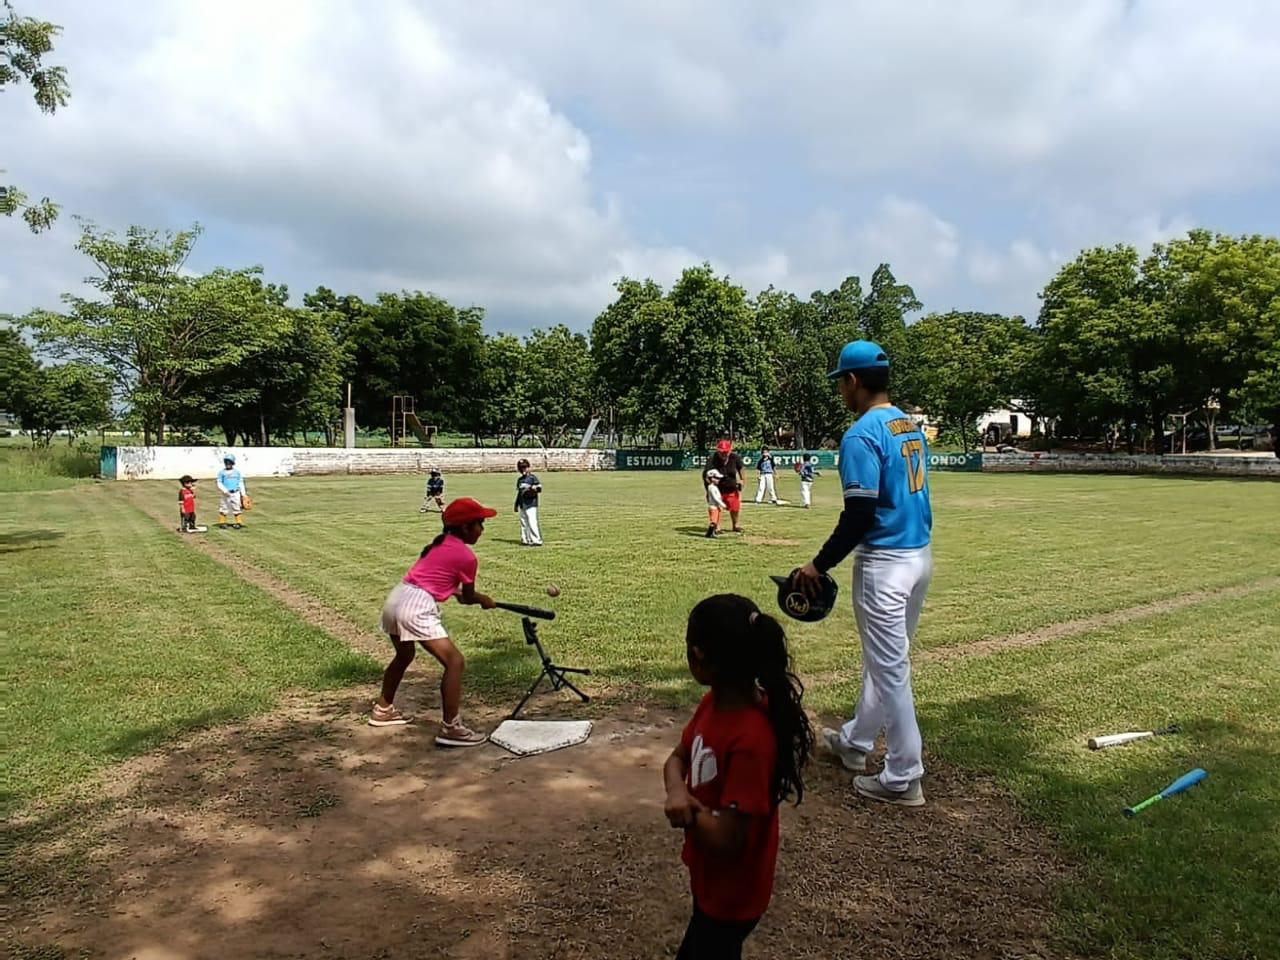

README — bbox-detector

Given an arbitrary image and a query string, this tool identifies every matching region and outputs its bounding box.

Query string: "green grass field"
[3,469,1278,959]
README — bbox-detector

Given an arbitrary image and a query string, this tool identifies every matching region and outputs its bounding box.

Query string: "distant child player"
[798,455,819,509]
[703,468,727,538]
[370,497,498,746]
[754,446,780,504]
[177,475,203,532]
[420,467,445,513]
[215,453,247,529]
[515,458,543,546]
[664,594,814,959]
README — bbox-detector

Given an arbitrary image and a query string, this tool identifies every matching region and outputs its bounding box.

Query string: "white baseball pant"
[755,474,778,503]
[838,545,932,791]
[800,480,813,507]
[219,490,243,516]
[518,504,543,545]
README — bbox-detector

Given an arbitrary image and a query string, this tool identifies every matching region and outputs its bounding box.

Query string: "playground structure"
[390,395,438,447]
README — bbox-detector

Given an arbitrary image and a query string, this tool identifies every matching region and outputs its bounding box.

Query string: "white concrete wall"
[984,452,1280,479]
[106,446,614,480]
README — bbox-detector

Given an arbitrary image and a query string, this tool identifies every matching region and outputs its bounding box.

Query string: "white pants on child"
[519,504,543,545]
[754,474,778,503]
[838,545,932,792]
[219,490,242,517]
[800,480,813,507]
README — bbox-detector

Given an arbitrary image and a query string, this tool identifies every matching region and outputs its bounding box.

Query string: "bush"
[0,441,100,491]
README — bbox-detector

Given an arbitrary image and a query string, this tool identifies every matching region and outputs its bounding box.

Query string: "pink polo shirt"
[403,534,478,601]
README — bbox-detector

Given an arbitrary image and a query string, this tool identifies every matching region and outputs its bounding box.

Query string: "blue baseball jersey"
[216,467,243,493]
[838,406,932,550]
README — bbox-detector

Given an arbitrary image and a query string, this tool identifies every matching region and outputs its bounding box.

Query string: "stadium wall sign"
[615,449,685,470]
[928,452,984,471]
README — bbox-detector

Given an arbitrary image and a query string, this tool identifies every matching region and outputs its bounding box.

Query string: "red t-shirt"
[178,487,196,514]
[402,533,478,601]
[679,692,779,922]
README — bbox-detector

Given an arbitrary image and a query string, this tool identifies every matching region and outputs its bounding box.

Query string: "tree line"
[3,221,1278,452]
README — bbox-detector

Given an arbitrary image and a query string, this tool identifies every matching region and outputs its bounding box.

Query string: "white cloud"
[3,1,1277,331]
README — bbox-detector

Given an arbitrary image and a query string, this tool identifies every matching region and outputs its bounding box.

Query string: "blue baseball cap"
[828,340,890,379]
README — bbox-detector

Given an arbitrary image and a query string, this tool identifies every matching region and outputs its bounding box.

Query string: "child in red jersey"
[663,594,814,959]
[370,497,498,746]
[177,475,203,533]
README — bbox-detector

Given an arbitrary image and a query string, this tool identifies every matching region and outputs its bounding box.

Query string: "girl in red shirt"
[370,497,497,746]
[663,594,814,958]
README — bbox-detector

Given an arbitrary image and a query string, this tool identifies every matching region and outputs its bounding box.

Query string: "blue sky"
[3,1,1279,334]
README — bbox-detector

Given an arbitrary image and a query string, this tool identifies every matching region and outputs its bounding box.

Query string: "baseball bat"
[1123,767,1207,818]
[494,601,556,621]
[1088,724,1180,750]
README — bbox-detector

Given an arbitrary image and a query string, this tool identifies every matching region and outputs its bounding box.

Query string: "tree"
[471,333,527,445]
[861,264,921,399]
[590,277,667,443]
[180,289,344,445]
[906,311,1030,452]
[340,291,486,433]
[518,325,594,447]
[1,1,70,232]
[0,324,38,414]
[759,276,864,448]
[665,265,768,448]
[25,222,291,444]
[1036,245,1177,452]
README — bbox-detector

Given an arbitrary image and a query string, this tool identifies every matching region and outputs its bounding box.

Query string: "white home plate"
[489,719,593,757]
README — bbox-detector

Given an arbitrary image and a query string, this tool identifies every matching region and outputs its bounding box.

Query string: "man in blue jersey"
[793,340,933,806]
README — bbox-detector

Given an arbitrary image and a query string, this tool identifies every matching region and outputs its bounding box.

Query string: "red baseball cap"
[442,497,498,526]
[716,439,733,454]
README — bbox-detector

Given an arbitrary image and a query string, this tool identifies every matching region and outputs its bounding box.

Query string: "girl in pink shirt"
[370,497,497,746]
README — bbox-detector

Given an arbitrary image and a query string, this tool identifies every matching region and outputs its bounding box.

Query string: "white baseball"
[546,584,561,598]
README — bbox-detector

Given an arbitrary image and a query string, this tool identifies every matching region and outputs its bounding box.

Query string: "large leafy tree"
[522,324,593,447]
[341,291,485,433]
[759,276,864,448]
[1036,244,1178,451]
[907,311,1030,452]
[25,223,290,443]
[861,264,921,399]
[470,333,527,445]
[179,286,344,445]
[18,360,112,446]
[1,1,70,231]
[0,325,38,413]
[590,277,667,442]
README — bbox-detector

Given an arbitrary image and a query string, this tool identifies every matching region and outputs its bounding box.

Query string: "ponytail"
[420,524,464,558]
[749,610,814,805]
[686,595,814,806]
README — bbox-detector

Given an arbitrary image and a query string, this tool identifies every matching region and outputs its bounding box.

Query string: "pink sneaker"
[435,720,487,747]
[368,703,411,727]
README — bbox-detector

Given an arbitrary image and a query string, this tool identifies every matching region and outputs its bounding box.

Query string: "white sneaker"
[854,774,925,807]
[821,728,868,772]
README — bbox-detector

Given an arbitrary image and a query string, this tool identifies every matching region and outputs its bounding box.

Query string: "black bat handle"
[494,601,556,621]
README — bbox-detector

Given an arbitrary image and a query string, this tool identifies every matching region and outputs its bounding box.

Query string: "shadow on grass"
[0,529,65,553]
[924,693,1280,960]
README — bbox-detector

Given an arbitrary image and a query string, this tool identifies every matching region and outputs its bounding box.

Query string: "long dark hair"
[420,524,464,558]
[686,594,814,805]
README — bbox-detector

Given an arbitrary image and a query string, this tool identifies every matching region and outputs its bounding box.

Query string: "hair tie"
[749,610,760,625]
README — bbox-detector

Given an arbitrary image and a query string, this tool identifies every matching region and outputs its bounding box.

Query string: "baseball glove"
[241,494,254,511]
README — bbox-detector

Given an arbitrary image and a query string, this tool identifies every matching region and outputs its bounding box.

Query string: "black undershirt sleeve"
[812,497,878,573]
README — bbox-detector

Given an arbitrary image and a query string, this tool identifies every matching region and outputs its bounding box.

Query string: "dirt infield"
[10,684,1068,960]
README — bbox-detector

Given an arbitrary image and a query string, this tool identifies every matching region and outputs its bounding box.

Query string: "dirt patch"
[922,576,1280,664]
[120,484,386,660]
[10,689,1069,960]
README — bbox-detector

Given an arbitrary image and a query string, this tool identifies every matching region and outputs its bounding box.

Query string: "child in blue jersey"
[216,453,248,530]
[793,340,933,806]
